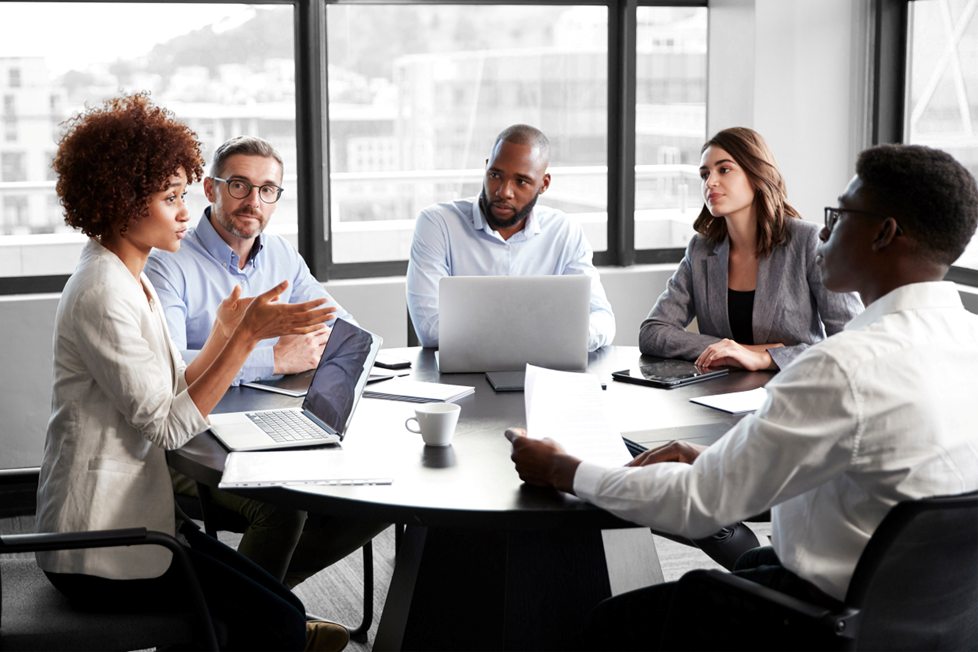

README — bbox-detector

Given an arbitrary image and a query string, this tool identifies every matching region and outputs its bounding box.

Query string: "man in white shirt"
[406,124,616,352]
[507,144,978,649]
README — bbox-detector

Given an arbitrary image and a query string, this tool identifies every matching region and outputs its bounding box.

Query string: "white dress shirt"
[36,240,210,580]
[574,281,978,601]
[406,198,616,351]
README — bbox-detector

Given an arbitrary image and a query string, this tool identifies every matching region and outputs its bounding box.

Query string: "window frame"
[0,0,705,294]
[875,0,978,287]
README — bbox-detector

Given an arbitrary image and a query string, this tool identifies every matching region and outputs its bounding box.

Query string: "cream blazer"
[36,239,209,580]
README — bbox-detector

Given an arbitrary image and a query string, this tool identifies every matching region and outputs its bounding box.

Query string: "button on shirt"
[406,198,615,351]
[573,281,978,601]
[145,208,355,385]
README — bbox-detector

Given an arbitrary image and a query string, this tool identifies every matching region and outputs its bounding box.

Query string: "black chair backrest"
[846,490,978,651]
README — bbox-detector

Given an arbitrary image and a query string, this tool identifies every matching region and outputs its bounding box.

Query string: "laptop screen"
[301,318,382,438]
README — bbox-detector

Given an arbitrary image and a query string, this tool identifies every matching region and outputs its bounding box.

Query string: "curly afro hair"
[53,92,204,239]
[856,144,978,266]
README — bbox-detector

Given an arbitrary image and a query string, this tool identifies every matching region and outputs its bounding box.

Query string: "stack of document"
[220,450,394,488]
[525,365,632,467]
[363,378,474,403]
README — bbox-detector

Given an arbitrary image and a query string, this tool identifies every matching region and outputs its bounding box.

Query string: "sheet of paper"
[219,450,394,489]
[525,365,632,467]
[689,387,768,414]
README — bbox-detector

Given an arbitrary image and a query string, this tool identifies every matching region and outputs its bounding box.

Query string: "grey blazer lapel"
[753,242,788,345]
[706,238,732,339]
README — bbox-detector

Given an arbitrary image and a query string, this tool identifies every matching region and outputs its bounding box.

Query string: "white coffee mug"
[405,403,461,447]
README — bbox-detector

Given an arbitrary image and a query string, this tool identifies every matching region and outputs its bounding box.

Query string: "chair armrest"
[0,529,219,651]
[0,528,150,554]
[660,569,858,651]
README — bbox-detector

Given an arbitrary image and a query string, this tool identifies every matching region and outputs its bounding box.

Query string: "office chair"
[407,305,421,347]
[177,482,375,643]
[659,490,978,651]
[0,526,219,651]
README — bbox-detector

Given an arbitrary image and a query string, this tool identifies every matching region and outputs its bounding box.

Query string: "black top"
[728,289,755,345]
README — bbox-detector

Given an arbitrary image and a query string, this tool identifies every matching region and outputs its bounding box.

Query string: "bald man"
[406,124,616,351]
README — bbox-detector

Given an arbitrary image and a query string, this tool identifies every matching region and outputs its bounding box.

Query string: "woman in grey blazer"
[636,128,862,570]
[640,128,862,370]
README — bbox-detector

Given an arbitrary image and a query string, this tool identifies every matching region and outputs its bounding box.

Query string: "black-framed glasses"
[824,207,903,235]
[212,177,284,204]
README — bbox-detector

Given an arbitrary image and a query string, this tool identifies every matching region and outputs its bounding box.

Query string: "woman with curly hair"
[35,93,347,652]
[640,127,863,371]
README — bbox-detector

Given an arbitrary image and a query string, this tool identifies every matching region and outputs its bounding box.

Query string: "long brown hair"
[693,127,801,257]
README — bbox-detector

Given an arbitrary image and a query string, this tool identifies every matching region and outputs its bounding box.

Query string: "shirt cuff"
[572,460,612,502]
[170,387,211,445]
[237,344,276,385]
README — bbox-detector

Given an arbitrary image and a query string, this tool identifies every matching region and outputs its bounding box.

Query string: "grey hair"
[492,124,551,161]
[209,136,284,180]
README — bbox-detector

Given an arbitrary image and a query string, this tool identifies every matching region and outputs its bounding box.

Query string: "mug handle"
[405,417,421,433]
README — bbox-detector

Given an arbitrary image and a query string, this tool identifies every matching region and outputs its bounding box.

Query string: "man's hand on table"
[504,428,581,494]
[627,440,707,467]
[273,328,332,375]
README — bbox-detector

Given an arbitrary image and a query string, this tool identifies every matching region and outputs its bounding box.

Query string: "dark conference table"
[167,346,773,651]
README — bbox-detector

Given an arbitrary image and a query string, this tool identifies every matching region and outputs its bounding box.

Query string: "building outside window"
[0,3,297,275]
[906,0,978,272]
[634,6,706,250]
[325,4,610,264]
[0,1,708,284]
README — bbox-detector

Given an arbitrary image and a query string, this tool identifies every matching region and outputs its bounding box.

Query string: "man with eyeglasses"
[506,144,978,649]
[147,135,355,385]
[146,136,385,594]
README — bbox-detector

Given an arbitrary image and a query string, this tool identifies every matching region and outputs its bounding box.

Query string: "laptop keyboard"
[246,410,333,443]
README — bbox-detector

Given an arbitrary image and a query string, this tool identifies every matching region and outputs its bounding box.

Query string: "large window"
[634,6,706,250]
[0,2,297,280]
[0,0,707,291]
[906,0,978,273]
[326,4,610,264]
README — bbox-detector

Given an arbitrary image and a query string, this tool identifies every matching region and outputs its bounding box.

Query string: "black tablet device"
[611,360,728,389]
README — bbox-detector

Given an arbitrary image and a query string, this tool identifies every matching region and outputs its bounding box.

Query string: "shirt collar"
[845,281,964,331]
[469,197,541,240]
[194,206,264,269]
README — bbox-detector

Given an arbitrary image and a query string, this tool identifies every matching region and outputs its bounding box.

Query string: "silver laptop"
[209,319,382,451]
[437,275,590,373]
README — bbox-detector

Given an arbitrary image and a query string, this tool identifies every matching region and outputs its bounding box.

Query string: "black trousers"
[581,546,843,651]
[44,521,308,651]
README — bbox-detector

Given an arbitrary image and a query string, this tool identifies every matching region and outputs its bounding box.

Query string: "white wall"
[709,0,873,223]
[0,294,59,469]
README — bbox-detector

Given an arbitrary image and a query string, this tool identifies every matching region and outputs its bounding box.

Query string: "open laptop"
[208,318,382,451]
[437,275,590,373]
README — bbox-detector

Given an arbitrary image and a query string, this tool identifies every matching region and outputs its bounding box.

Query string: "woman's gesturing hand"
[694,339,783,371]
[214,286,255,340]
[238,280,337,343]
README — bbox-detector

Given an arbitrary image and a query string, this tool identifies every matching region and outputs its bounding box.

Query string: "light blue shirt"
[145,208,355,385]
[406,198,615,351]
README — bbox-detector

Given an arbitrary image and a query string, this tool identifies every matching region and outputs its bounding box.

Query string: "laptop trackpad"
[209,418,279,451]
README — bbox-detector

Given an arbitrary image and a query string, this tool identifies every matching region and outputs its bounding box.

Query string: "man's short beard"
[215,207,265,239]
[479,189,540,231]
